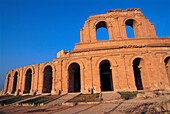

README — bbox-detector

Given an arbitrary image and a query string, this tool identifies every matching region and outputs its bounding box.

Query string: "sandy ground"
[0,95,170,114]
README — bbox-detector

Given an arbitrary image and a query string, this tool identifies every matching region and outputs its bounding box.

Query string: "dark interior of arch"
[164,57,170,82]
[125,19,134,27]
[24,69,32,93]
[100,60,113,91]
[5,74,10,93]
[96,21,107,30]
[12,72,18,94]
[133,58,143,90]
[68,63,81,92]
[42,66,52,93]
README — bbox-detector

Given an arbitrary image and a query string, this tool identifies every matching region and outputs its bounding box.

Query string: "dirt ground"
[0,94,170,114]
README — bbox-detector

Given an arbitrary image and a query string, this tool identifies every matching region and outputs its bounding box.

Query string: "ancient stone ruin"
[1,8,170,96]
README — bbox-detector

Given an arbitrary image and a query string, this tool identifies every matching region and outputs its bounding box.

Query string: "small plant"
[118,91,138,100]
[67,93,99,102]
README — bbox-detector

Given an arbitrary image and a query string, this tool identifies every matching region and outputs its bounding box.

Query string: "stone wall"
[2,8,170,95]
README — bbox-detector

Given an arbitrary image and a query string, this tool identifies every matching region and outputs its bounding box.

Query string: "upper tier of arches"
[80,9,157,43]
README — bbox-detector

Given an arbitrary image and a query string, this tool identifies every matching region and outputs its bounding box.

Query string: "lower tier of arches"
[1,51,170,95]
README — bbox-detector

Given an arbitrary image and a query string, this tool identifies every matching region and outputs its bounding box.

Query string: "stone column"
[30,70,35,95]
[8,71,13,94]
[127,64,137,91]
[51,69,56,95]
[111,65,120,91]
[37,65,43,94]
[21,74,26,94]
[94,66,101,93]
[3,75,8,94]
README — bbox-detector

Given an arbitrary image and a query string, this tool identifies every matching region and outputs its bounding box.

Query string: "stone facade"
[2,8,170,96]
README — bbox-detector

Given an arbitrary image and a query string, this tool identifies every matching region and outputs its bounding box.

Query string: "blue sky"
[0,0,170,91]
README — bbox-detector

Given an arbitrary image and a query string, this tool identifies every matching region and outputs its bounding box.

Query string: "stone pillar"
[112,18,122,40]
[8,71,13,94]
[30,70,35,95]
[51,69,56,95]
[108,25,113,40]
[21,74,26,94]
[3,75,8,94]
[127,64,137,91]
[80,63,85,93]
[37,65,43,94]
[94,66,101,93]
[111,66,120,91]
[90,24,97,42]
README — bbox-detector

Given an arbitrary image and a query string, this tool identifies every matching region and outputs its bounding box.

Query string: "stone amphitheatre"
[1,8,170,96]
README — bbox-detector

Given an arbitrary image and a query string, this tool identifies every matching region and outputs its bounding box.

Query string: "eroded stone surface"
[1,8,170,96]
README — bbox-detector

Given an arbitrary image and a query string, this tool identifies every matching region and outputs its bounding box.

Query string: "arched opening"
[96,21,109,41]
[164,57,170,83]
[133,58,144,90]
[12,72,18,94]
[125,19,137,38]
[99,60,113,91]
[68,63,81,92]
[24,69,32,93]
[42,66,52,93]
[5,74,10,93]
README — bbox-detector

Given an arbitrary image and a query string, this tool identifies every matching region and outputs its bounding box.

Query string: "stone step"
[45,93,80,106]
[101,92,121,101]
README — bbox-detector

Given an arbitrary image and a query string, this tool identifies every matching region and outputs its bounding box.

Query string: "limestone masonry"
[1,8,170,96]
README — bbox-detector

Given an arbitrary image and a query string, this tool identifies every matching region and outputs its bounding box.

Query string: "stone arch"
[41,62,56,93]
[24,66,35,75]
[99,60,113,91]
[68,63,81,92]
[11,71,19,94]
[42,65,53,93]
[129,55,150,66]
[94,20,112,30]
[23,68,32,93]
[5,73,11,94]
[65,59,85,70]
[132,58,144,90]
[96,56,118,68]
[162,55,170,63]
[94,20,113,41]
[122,17,142,38]
[163,55,170,83]
[41,62,56,73]
[96,56,118,92]
[65,59,85,93]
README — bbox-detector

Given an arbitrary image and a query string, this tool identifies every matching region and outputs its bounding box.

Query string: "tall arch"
[11,72,18,94]
[133,58,144,90]
[96,21,109,41]
[68,63,81,92]
[24,69,32,93]
[99,60,113,91]
[124,18,140,38]
[42,65,52,93]
[164,57,170,83]
[5,74,10,93]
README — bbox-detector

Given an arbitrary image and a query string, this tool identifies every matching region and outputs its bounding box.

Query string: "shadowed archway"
[133,58,144,90]
[5,74,10,94]
[100,60,113,91]
[42,65,52,93]
[24,69,32,93]
[164,57,170,83]
[68,63,81,92]
[12,72,18,94]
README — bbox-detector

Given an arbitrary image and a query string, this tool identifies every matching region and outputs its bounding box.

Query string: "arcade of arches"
[2,8,170,95]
